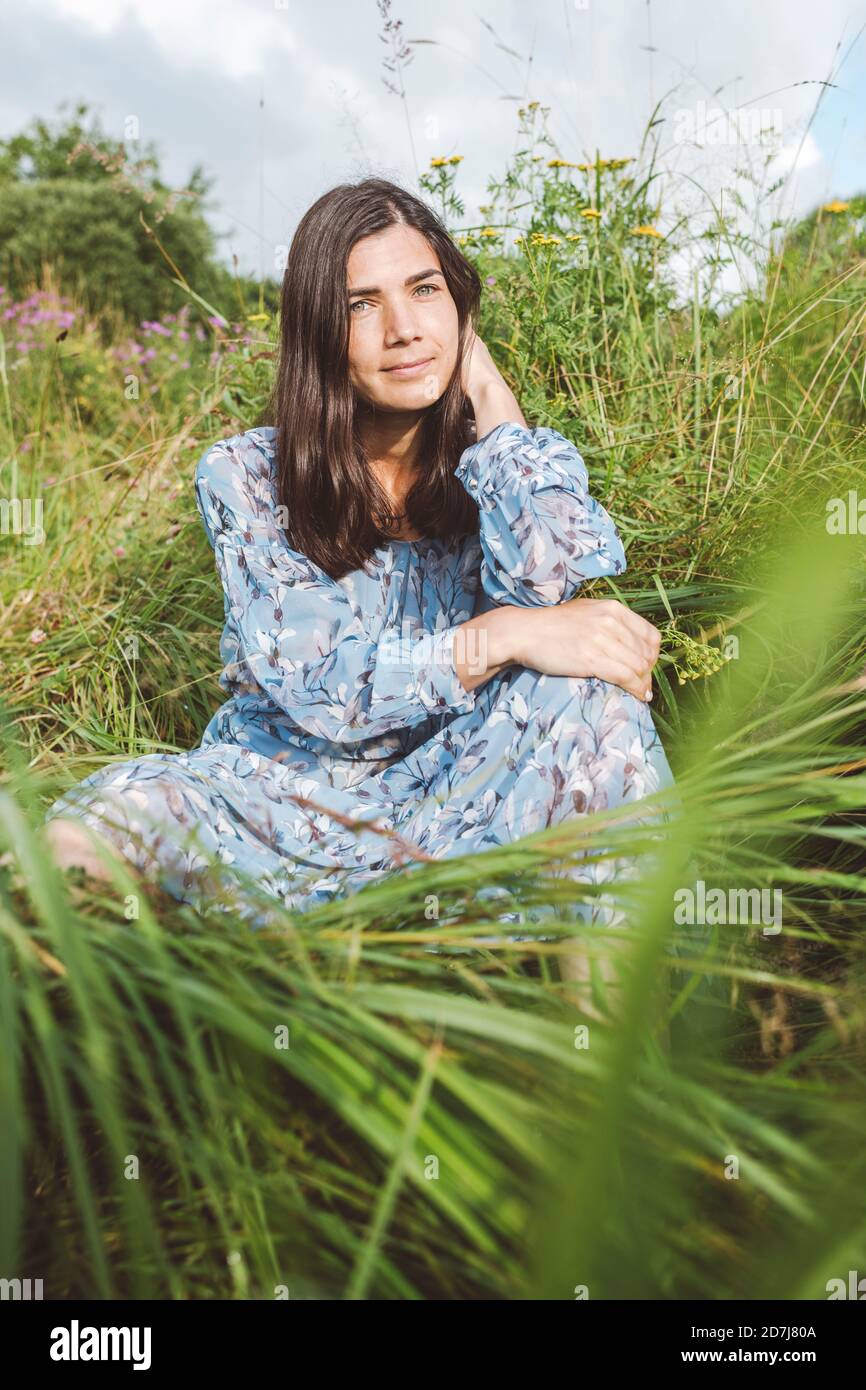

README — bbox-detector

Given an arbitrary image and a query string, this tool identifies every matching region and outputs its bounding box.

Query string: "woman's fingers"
[589,639,656,706]
[609,603,662,668]
[596,650,654,702]
[597,615,656,684]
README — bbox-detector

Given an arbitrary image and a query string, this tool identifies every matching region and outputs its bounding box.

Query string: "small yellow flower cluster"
[456,224,500,246]
[580,208,602,219]
[821,199,850,214]
[514,231,563,247]
[514,229,595,247]
[575,157,633,171]
[659,621,730,686]
[630,224,663,238]
[429,155,464,168]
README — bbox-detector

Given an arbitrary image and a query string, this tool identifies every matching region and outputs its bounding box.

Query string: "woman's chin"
[372,389,443,413]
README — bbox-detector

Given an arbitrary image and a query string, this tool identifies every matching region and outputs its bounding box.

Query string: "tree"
[0,100,239,326]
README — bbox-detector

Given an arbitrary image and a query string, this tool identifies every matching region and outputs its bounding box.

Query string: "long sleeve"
[453,421,626,607]
[194,437,477,744]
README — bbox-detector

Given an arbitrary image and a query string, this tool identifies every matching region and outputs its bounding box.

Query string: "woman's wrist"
[451,606,523,694]
[486,604,532,668]
[469,380,528,438]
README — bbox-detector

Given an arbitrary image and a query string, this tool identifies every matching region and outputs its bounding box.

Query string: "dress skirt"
[45,421,677,934]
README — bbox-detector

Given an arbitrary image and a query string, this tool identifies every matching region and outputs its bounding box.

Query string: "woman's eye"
[350,285,437,315]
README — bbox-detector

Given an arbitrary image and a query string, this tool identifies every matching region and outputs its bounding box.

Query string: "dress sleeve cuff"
[372,624,478,718]
[454,420,572,512]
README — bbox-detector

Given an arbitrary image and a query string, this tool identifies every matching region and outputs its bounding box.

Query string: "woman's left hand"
[460,330,528,434]
[460,331,506,402]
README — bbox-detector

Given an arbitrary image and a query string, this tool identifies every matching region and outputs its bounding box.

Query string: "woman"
[43,177,674,967]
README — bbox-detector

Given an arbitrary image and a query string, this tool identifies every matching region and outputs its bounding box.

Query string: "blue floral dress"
[45,421,676,931]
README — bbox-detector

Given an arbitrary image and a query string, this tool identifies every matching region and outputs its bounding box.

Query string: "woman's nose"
[383,298,421,341]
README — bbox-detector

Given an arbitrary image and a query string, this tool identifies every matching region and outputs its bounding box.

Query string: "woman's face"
[346,224,459,413]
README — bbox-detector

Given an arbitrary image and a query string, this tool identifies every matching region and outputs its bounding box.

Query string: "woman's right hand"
[504,597,662,703]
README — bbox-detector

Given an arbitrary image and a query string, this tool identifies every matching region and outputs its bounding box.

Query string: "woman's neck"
[357,406,426,538]
[357,406,422,473]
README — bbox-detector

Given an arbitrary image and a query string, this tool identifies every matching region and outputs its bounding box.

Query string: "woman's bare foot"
[558,935,671,1048]
[42,816,132,889]
[558,939,622,1022]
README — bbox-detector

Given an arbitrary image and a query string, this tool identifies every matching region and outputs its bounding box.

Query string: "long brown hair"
[256,177,483,581]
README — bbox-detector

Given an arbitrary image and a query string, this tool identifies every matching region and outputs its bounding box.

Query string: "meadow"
[1,99,865,1299]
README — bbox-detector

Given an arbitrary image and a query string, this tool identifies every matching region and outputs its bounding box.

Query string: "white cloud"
[37,0,298,79]
[3,0,861,282]
[770,130,823,174]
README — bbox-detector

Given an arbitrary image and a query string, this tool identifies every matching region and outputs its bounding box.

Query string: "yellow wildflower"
[580,208,601,219]
[630,225,663,238]
[448,155,463,165]
[821,199,849,214]
[578,156,633,171]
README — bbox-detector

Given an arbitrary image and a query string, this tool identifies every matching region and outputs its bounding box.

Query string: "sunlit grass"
[1,98,865,1297]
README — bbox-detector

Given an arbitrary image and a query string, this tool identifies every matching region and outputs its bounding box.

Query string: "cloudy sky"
[2,0,864,294]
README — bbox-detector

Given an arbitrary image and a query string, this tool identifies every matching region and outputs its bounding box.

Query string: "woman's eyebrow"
[348,268,444,298]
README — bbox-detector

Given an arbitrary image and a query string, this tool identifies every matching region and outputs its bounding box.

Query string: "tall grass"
[1,88,865,1297]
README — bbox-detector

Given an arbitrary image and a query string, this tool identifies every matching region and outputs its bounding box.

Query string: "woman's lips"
[383,356,434,378]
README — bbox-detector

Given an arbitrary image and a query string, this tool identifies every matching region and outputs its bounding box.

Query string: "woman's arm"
[447,595,660,707]
[449,606,516,694]
[195,437,483,743]
[458,336,626,607]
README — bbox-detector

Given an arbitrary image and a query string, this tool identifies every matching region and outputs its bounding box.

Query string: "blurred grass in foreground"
[1,90,865,1296]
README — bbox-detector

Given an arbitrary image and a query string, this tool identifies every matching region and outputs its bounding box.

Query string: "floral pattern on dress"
[44,420,676,932]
